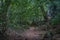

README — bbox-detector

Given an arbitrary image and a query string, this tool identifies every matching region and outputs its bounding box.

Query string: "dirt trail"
[5,26,60,40]
[22,27,47,40]
[6,27,47,40]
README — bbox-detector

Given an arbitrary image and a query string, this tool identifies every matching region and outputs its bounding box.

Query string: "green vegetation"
[0,0,60,32]
[0,0,60,40]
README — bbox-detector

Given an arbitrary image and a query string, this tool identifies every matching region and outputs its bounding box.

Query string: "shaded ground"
[5,25,60,40]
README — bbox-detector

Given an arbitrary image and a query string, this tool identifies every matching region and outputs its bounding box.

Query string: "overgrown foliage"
[0,0,60,29]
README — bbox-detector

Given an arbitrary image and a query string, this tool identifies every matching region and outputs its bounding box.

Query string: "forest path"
[5,26,60,40]
[6,27,47,40]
